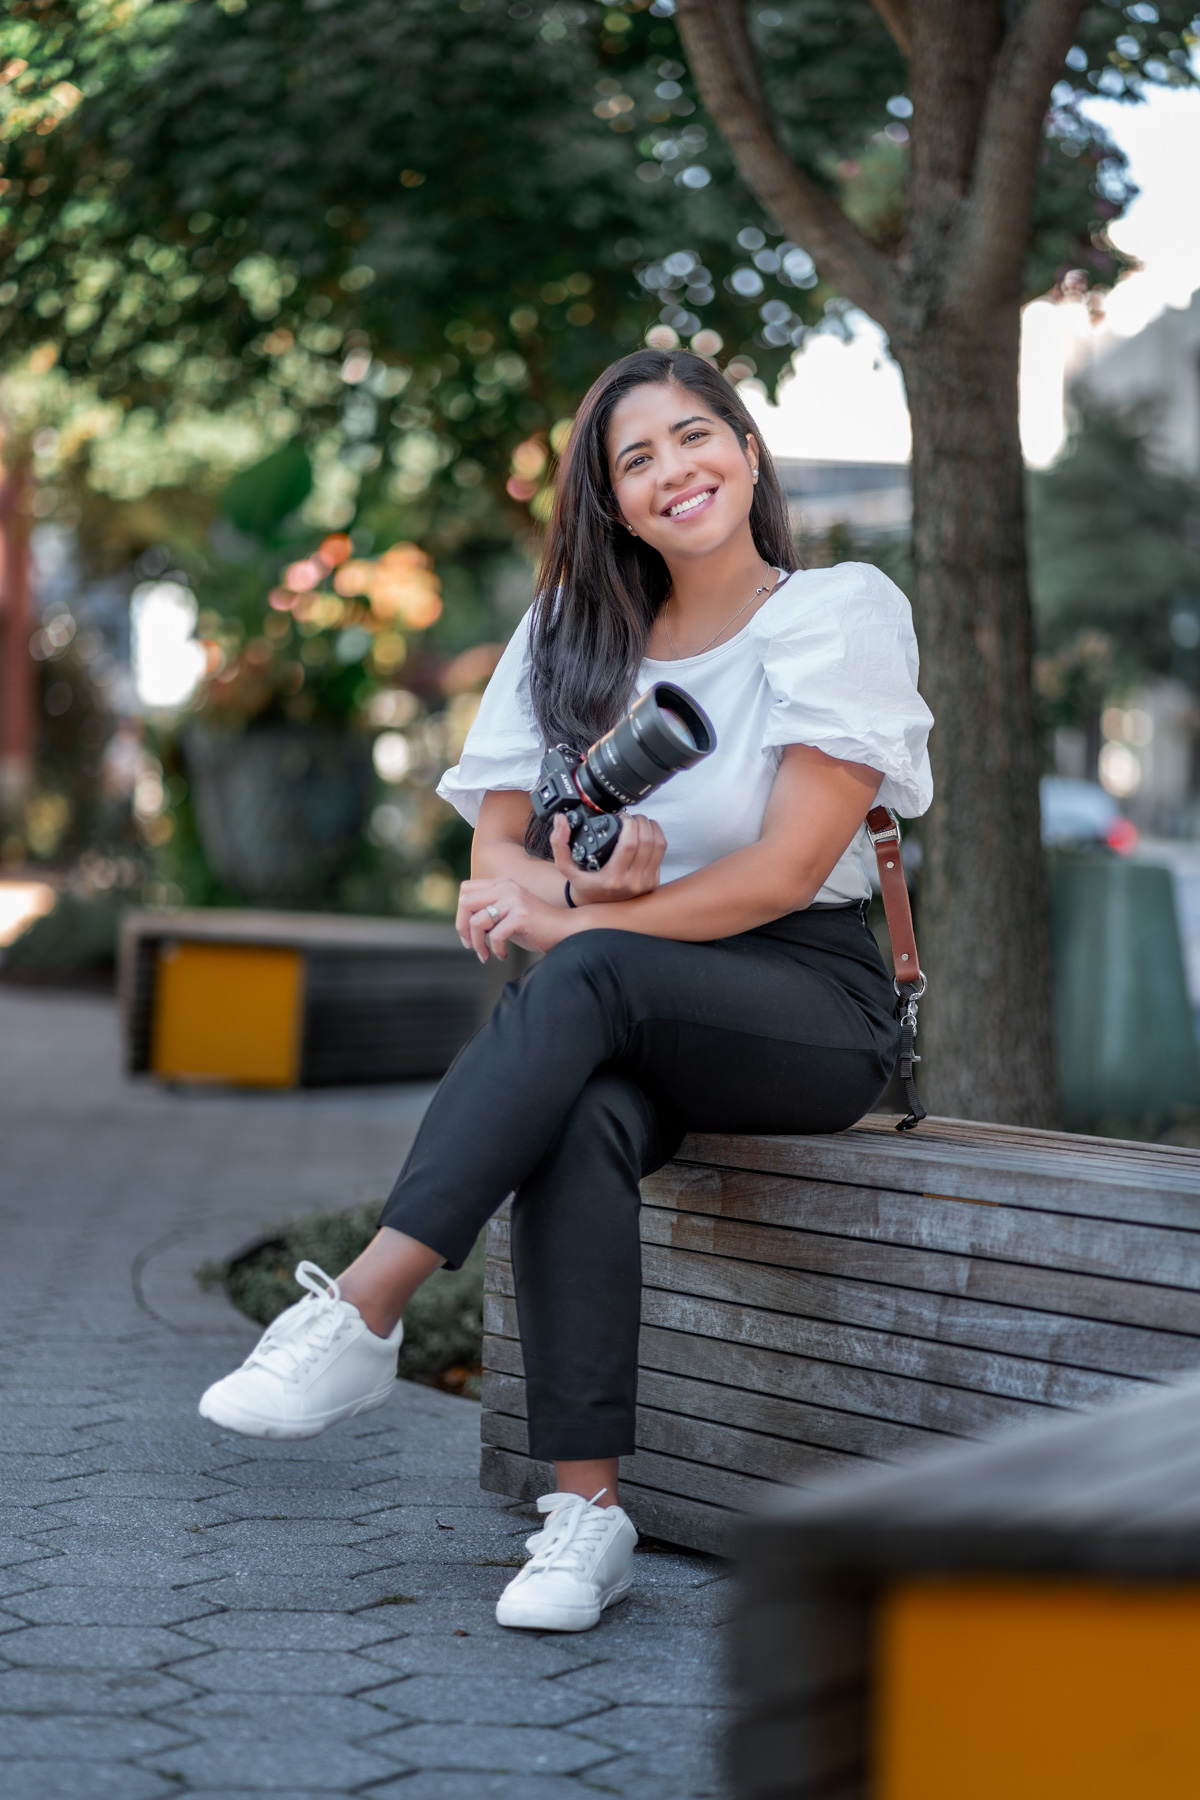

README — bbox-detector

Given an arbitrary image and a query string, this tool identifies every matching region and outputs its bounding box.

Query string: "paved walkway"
[0,989,729,1800]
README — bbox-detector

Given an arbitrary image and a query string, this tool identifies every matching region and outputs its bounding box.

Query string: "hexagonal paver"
[0,1627,198,1670]
[366,1722,615,1775]
[365,1672,610,1727]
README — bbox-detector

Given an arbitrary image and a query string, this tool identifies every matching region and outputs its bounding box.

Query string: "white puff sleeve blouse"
[437,562,933,904]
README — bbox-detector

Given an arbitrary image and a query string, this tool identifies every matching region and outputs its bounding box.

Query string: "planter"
[184,722,373,904]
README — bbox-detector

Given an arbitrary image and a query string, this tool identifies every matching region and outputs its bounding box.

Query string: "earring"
[626,525,637,536]
[751,469,759,483]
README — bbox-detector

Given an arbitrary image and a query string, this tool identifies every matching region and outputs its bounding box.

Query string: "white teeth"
[666,490,714,518]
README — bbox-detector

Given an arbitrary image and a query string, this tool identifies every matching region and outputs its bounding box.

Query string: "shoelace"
[519,1491,614,1581]
[243,1261,352,1384]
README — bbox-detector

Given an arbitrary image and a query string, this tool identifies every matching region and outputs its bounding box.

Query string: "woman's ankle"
[553,1459,620,1507]
[336,1228,444,1338]
[338,1278,402,1339]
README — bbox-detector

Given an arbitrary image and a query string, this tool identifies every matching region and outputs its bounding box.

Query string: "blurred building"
[775,458,910,538]
[1064,292,1200,835]
[1074,287,1200,475]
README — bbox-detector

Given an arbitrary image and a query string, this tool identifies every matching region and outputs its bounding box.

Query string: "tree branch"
[868,0,911,58]
[675,0,901,333]
[947,0,1087,310]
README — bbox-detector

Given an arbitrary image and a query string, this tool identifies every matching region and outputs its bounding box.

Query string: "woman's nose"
[658,451,698,491]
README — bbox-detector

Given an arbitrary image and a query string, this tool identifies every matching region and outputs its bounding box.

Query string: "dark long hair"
[524,348,796,856]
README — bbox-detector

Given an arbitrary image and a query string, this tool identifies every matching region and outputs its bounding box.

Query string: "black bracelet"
[564,880,577,909]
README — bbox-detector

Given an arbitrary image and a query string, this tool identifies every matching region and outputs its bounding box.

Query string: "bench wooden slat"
[647,1250,1147,1408]
[485,1348,950,1462]
[638,1204,1200,1370]
[500,1202,1200,1382]
[639,1276,1145,1414]
[647,1188,1200,1346]
[484,1371,864,1487]
[645,1164,1200,1292]
[679,1120,1200,1225]
[485,1288,1083,1436]
[495,1206,1200,1371]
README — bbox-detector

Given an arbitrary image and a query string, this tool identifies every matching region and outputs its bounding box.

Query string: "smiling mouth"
[664,488,716,519]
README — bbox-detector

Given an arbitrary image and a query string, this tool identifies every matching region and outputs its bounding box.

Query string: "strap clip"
[863,802,927,1131]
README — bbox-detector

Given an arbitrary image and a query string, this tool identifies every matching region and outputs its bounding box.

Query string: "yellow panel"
[151,941,303,1087]
[875,1577,1200,1800]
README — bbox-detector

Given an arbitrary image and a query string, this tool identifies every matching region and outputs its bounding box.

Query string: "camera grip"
[568,811,622,872]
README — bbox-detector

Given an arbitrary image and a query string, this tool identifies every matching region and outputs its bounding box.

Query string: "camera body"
[532,747,625,872]
[530,683,717,873]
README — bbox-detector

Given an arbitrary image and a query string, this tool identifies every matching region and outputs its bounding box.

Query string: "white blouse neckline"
[642,568,794,670]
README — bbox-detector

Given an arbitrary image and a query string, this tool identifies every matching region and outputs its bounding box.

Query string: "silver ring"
[485,903,500,923]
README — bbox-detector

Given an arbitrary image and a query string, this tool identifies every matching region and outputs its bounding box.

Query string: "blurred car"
[1040,776,1139,855]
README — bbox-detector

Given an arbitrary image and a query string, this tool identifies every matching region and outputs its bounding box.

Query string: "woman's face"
[606,381,760,563]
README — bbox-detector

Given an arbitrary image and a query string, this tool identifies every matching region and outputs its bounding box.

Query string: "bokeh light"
[131,580,206,710]
[373,732,413,783]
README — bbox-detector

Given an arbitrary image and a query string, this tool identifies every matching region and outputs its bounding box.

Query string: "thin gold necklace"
[663,565,776,660]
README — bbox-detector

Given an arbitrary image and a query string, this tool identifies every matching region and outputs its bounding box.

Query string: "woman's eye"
[682,430,707,444]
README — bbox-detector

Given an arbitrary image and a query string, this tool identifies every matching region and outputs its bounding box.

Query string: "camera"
[531,683,717,872]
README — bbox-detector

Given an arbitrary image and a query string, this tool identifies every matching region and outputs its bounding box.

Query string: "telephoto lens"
[530,684,717,872]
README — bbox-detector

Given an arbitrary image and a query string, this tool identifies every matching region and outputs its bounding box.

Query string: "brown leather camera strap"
[865,805,920,984]
[865,805,927,1130]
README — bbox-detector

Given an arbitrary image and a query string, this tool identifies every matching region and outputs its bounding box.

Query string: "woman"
[200,348,933,1633]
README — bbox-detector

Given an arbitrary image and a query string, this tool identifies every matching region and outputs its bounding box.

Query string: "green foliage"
[1028,408,1200,681]
[3,0,1180,524]
[221,441,313,542]
[198,1202,485,1392]
[0,0,800,467]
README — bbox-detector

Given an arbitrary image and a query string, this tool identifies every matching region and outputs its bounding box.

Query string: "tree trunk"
[894,312,1058,1124]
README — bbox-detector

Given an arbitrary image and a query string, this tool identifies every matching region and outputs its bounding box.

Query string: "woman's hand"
[456,876,572,962]
[549,812,666,904]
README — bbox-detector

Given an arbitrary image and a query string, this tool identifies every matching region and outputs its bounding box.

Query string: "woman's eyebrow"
[615,414,713,464]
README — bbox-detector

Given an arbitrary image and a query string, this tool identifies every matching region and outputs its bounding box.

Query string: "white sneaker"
[495,1489,637,1632]
[198,1261,402,1440]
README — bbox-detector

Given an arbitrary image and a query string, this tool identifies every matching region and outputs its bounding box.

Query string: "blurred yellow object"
[876,1577,1200,1799]
[150,941,303,1087]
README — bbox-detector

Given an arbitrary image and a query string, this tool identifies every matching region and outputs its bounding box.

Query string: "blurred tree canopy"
[0,0,1153,566]
[1030,408,1200,684]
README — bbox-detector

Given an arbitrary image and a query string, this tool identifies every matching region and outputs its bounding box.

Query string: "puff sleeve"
[752,562,934,818]
[436,608,545,825]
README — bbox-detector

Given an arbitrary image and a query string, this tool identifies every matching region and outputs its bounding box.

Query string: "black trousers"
[379,902,899,1461]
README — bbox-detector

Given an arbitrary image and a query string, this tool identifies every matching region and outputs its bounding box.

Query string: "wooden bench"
[480,1115,1200,1554]
[120,907,507,1088]
[728,1370,1200,1798]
